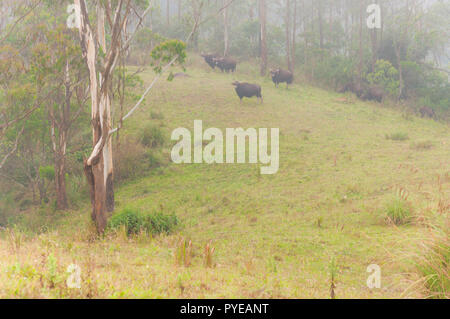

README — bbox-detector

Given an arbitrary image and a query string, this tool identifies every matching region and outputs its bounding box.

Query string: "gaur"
[341,81,365,98]
[214,57,237,73]
[201,53,218,69]
[232,81,263,104]
[270,68,293,88]
[362,85,384,103]
[419,106,436,119]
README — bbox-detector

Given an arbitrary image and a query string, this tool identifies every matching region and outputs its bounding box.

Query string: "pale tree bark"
[370,0,379,71]
[259,0,267,76]
[285,0,292,72]
[167,0,170,27]
[291,0,297,73]
[223,0,229,56]
[357,0,364,87]
[75,0,128,233]
[49,62,70,210]
[318,0,323,49]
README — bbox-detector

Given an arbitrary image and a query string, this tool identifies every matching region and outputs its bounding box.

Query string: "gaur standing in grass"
[232,81,263,104]
[270,68,294,88]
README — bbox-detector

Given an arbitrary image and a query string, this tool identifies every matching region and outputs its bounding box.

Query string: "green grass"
[385,132,409,141]
[0,56,449,298]
[384,197,413,225]
[107,208,178,236]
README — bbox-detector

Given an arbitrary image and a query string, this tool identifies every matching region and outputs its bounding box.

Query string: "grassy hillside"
[0,58,448,298]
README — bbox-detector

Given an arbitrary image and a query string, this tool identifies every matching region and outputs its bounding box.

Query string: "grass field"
[0,57,448,298]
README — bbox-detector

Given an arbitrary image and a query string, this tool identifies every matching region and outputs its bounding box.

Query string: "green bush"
[386,132,409,141]
[108,208,178,236]
[385,197,413,225]
[366,59,399,96]
[39,166,55,181]
[140,124,165,149]
[147,150,165,169]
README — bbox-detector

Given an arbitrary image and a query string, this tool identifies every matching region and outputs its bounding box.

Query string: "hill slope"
[0,62,448,298]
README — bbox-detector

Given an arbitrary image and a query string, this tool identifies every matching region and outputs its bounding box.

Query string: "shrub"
[140,124,165,149]
[415,229,449,299]
[150,111,165,120]
[113,137,147,182]
[386,132,409,141]
[108,208,178,236]
[366,59,399,96]
[411,140,434,150]
[385,197,413,225]
[67,174,88,207]
[147,150,165,169]
[39,166,55,181]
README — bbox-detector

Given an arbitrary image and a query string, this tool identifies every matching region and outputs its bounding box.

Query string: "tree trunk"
[223,0,229,56]
[318,0,323,49]
[50,61,71,211]
[394,41,404,100]
[76,0,116,233]
[167,0,170,27]
[370,0,379,71]
[357,0,364,87]
[291,0,297,73]
[55,152,68,210]
[259,0,267,76]
[285,0,292,72]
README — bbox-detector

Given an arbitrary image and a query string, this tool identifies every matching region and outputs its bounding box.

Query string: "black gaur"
[270,68,293,88]
[232,81,263,104]
[201,53,218,69]
[214,57,237,73]
[362,85,384,103]
[419,106,436,119]
[339,81,365,98]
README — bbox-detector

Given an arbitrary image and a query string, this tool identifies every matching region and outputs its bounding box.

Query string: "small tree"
[366,59,399,96]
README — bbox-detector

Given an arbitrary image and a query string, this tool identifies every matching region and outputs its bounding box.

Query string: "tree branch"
[0,126,24,170]
[0,0,42,45]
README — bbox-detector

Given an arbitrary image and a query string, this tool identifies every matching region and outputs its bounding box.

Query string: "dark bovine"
[419,106,436,119]
[270,68,293,88]
[339,81,365,98]
[339,81,384,102]
[232,81,263,103]
[362,85,384,103]
[201,53,218,69]
[214,57,237,73]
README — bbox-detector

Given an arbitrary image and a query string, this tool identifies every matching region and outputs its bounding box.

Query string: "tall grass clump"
[175,238,193,267]
[113,137,148,182]
[415,228,449,299]
[107,208,178,236]
[384,196,413,225]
